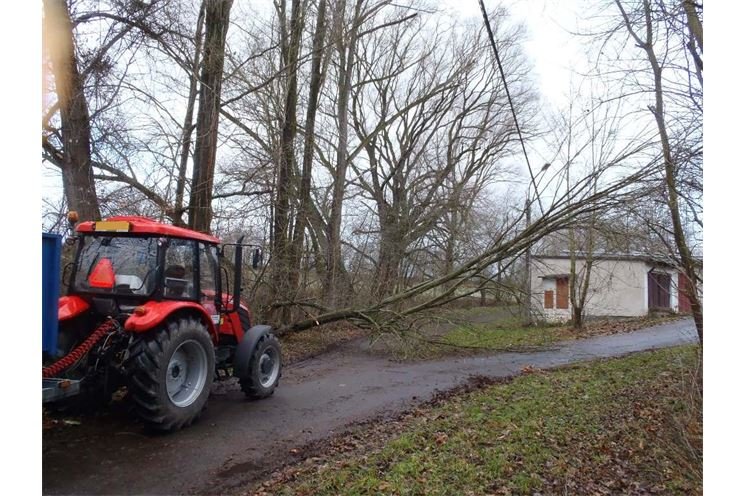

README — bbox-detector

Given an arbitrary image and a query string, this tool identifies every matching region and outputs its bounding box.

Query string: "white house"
[530,253,693,322]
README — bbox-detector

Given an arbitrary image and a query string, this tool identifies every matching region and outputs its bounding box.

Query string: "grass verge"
[441,321,570,350]
[377,311,686,361]
[256,345,702,495]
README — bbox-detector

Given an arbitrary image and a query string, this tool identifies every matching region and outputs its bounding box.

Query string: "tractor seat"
[164,265,190,298]
[164,277,189,297]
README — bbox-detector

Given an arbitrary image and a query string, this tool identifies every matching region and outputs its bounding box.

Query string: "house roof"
[533,251,685,267]
[533,251,668,262]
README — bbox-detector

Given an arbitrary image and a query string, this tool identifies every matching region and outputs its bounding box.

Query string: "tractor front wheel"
[239,333,282,399]
[127,317,215,432]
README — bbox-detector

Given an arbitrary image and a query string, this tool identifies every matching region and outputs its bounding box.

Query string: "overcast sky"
[41,0,590,205]
[442,0,584,107]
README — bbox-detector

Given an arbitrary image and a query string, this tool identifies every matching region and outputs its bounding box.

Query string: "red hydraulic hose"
[42,319,118,378]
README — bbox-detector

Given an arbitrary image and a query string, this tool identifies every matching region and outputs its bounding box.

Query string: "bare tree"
[188,0,234,233]
[564,94,625,330]
[324,0,366,306]
[266,0,310,325]
[288,0,330,295]
[348,11,529,299]
[173,1,207,227]
[609,0,703,342]
[43,0,101,222]
[43,0,208,226]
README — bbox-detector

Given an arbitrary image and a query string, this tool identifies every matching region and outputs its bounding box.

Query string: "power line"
[477,0,543,214]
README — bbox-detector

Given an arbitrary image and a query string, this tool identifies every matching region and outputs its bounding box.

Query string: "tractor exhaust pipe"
[232,235,244,312]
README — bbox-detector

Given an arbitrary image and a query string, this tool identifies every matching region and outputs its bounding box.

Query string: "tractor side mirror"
[252,248,262,269]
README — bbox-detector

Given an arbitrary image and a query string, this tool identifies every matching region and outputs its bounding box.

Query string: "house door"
[556,277,569,309]
[648,272,671,309]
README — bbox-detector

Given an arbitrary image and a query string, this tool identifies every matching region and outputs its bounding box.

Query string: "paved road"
[42,318,697,495]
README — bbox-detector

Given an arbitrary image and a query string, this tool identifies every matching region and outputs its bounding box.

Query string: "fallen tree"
[276,156,655,336]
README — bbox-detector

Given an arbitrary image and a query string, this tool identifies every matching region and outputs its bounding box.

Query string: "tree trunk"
[633,0,703,343]
[324,0,363,307]
[443,220,456,291]
[682,0,703,85]
[374,215,404,298]
[174,1,206,227]
[682,0,703,50]
[288,0,328,293]
[44,0,101,222]
[523,198,532,324]
[188,0,233,233]
[571,305,584,330]
[271,0,304,322]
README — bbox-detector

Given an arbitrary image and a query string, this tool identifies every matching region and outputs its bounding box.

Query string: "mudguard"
[233,325,273,379]
[123,300,219,339]
[58,295,90,321]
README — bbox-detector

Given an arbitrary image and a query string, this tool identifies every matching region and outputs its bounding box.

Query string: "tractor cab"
[68,217,223,311]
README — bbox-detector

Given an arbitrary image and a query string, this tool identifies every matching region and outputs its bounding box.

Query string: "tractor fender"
[232,325,273,379]
[124,301,219,339]
[58,295,90,321]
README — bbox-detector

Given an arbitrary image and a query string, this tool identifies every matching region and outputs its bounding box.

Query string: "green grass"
[380,312,684,361]
[441,321,570,351]
[443,304,520,320]
[374,306,567,361]
[386,322,570,361]
[268,346,702,495]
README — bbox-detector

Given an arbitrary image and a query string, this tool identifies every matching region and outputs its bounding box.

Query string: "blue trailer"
[42,233,61,356]
[42,233,81,402]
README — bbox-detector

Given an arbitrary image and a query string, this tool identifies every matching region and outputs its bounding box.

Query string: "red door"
[556,277,569,309]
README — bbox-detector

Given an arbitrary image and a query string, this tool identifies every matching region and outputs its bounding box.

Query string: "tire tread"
[126,317,214,432]
[239,333,281,399]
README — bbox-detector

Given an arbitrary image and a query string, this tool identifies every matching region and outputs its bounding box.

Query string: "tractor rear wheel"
[239,333,281,399]
[127,317,215,432]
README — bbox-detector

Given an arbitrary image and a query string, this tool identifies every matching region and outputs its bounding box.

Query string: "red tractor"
[42,216,281,432]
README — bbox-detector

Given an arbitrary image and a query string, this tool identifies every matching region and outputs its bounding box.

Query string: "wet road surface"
[42,318,697,495]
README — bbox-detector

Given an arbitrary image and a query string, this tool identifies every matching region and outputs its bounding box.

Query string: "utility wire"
[477,0,543,215]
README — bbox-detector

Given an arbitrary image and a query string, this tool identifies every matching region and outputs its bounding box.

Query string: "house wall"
[530,257,680,322]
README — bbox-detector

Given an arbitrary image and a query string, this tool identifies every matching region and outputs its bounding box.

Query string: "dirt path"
[42,318,697,495]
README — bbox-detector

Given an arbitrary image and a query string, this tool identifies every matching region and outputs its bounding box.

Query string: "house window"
[544,290,554,309]
[556,277,569,309]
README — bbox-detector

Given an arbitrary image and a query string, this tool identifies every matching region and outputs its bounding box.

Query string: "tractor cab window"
[199,243,219,313]
[164,239,197,300]
[73,235,159,295]
[199,243,218,295]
